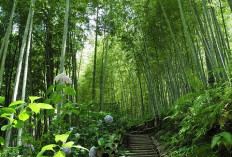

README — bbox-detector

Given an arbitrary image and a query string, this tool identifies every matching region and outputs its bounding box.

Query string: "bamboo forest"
[1,0,232,156]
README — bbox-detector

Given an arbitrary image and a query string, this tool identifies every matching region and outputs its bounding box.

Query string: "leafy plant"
[0,96,53,132]
[211,131,232,150]
[37,131,88,157]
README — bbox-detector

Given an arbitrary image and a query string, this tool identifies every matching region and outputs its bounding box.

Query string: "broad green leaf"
[62,141,74,147]
[13,120,24,129]
[29,103,53,114]
[14,103,25,110]
[0,136,5,146]
[37,103,53,109]
[36,150,45,157]
[52,94,62,104]
[9,100,25,107]
[221,131,232,145]
[46,109,55,116]
[56,84,65,92]
[64,87,76,96]
[73,145,89,151]
[0,96,5,104]
[1,124,11,131]
[29,96,41,103]
[19,111,30,121]
[44,98,51,104]
[98,138,105,146]
[55,131,71,143]
[0,113,12,117]
[29,104,40,114]
[0,114,14,122]
[41,144,58,151]
[46,85,56,96]
[211,136,220,148]
[53,151,65,157]
[0,108,16,115]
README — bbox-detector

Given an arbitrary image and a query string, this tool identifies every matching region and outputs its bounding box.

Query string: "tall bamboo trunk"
[227,0,232,11]
[100,35,109,111]
[57,0,70,120]
[0,0,17,91]
[92,7,99,104]
[17,5,34,147]
[4,0,34,150]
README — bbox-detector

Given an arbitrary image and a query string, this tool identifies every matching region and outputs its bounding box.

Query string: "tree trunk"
[4,0,34,150]
[228,0,232,11]
[57,0,70,120]
[100,35,109,111]
[71,33,78,102]
[92,7,99,104]
[59,0,69,74]
[17,6,34,146]
[0,0,17,91]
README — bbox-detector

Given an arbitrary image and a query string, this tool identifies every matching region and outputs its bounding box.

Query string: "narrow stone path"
[124,134,160,157]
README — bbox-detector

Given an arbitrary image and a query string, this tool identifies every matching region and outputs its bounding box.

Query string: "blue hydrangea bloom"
[104,115,113,123]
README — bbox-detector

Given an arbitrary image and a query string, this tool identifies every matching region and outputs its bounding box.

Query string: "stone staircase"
[124,134,160,157]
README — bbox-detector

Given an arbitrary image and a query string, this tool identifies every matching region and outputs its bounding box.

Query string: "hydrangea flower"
[104,115,113,123]
[89,146,97,157]
[61,147,71,156]
[24,144,34,151]
[55,73,72,84]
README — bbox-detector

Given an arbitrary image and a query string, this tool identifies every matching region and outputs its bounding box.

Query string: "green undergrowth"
[127,114,154,127]
[156,83,232,157]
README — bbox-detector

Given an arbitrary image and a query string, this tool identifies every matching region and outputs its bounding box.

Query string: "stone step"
[129,151,156,155]
[124,134,159,157]
[129,145,153,147]
[128,148,156,151]
[128,138,150,140]
[129,141,152,143]
[128,137,151,141]
[129,150,157,153]
[129,155,158,157]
